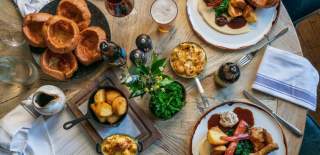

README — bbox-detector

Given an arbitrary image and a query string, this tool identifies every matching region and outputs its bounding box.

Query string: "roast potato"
[107,115,120,124]
[97,102,113,117]
[243,5,257,23]
[94,89,106,103]
[207,127,228,145]
[230,0,247,9]
[212,145,227,155]
[112,97,127,115]
[228,4,243,17]
[106,90,121,103]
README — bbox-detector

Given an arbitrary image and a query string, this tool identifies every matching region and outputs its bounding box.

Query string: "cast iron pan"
[29,0,111,80]
[63,86,129,130]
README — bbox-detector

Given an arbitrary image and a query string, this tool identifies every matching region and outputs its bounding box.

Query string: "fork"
[236,27,289,68]
[237,50,258,68]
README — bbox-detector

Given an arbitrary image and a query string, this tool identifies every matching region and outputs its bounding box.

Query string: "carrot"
[224,120,249,155]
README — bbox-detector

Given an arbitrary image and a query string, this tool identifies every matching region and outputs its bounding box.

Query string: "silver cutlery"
[236,27,289,68]
[243,90,303,137]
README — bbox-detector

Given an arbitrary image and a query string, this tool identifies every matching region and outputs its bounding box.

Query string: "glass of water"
[0,56,39,85]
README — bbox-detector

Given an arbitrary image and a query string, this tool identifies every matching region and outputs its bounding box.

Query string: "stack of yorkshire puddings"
[22,0,107,80]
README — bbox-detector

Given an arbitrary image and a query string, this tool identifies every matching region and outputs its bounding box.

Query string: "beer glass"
[150,0,178,32]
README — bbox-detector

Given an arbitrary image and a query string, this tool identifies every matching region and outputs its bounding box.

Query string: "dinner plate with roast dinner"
[190,101,287,155]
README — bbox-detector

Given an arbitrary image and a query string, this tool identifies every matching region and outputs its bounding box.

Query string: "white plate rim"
[186,0,281,50]
[189,101,288,155]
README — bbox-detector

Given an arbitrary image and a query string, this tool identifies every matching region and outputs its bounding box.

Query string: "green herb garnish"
[235,140,254,155]
[226,129,235,136]
[215,0,229,16]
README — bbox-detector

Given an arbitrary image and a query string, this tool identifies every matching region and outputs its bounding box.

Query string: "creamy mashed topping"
[219,111,239,128]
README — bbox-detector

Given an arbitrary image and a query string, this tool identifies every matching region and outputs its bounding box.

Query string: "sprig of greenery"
[215,0,229,16]
[125,51,173,98]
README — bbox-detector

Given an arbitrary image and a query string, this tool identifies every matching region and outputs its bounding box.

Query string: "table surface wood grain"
[0,0,307,155]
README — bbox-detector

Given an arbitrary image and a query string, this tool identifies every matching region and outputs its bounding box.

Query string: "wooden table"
[0,0,307,155]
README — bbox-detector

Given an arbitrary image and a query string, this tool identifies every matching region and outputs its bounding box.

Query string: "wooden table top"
[0,0,306,155]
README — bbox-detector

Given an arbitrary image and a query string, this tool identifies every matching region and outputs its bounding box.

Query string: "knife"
[243,90,303,137]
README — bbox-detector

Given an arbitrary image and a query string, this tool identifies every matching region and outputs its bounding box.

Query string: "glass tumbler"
[0,56,39,85]
[150,0,178,32]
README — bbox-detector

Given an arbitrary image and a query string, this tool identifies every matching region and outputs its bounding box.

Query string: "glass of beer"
[150,0,178,32]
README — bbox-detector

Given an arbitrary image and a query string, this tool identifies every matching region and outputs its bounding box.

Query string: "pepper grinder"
[214,62,241,87]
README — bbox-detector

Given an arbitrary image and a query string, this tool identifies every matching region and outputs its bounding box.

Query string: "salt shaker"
[214,62,241,87]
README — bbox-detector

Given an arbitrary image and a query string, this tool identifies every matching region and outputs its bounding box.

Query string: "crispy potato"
[90,103,98,113]
[228,4,243,17]
[112,97,127,115]
[212,145,227,155]
[106,90,121,103]
[96,115,108,123]
[107,115,120,124]
[230,0,247,9]
[94,89,106,103]
[97,102,113,117]
[207,127,228,145]
[243,5,257,23]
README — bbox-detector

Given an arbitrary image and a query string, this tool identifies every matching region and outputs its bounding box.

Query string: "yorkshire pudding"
[42,15,80,54]
[247,0,279,8]
[75,26,106,65]
[22,13,52,47]
[57,0,91,30]
[40,49,78,80]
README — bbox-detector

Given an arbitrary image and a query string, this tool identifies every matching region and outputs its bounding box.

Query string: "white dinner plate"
[187,0,279,50]
[190,101,287,155]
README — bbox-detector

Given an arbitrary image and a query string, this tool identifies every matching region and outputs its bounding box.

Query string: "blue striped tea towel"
[252,46,319,111]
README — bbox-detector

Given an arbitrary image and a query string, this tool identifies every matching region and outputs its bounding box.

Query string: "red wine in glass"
[105,0,134,17]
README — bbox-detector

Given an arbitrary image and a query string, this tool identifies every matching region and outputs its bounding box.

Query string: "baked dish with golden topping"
[22,13,52,47]
[75,26,106,65]
[42,15,80,54]
[57,0,91,30]
[40,49,78,80]
[100,134,138,155]
[170,42,206,78]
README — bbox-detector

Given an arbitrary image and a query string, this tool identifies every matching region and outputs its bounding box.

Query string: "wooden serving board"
[66,69,161,150]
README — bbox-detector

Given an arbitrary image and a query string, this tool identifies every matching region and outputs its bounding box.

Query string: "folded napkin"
[13,0,50,17]
[0,85,65,155]
[252,46,319,111]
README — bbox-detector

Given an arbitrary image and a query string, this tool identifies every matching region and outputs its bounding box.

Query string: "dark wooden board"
[66,69,161,151]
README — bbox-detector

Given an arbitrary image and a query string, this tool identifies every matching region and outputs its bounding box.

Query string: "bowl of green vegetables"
[149,81,186,120]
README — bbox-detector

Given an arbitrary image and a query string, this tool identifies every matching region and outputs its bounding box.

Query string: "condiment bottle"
[100,41,127,66]
[31,85,66,116]
[214,62,240,87]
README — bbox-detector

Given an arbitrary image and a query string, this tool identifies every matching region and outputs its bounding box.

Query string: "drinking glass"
[0,56,39,85]
[150,0,178,32]
[105,0,134,17]
[0,20,25,47]
[0,30,25,47]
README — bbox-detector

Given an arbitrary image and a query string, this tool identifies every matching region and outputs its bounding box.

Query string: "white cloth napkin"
[0,85,65,155]
[13,0,50,17]
[252,46,319,111]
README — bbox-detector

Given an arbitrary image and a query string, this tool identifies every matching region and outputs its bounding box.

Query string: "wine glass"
[105,0,134,17]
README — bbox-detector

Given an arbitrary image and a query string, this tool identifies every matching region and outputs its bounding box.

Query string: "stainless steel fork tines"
[237,51,258,68]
